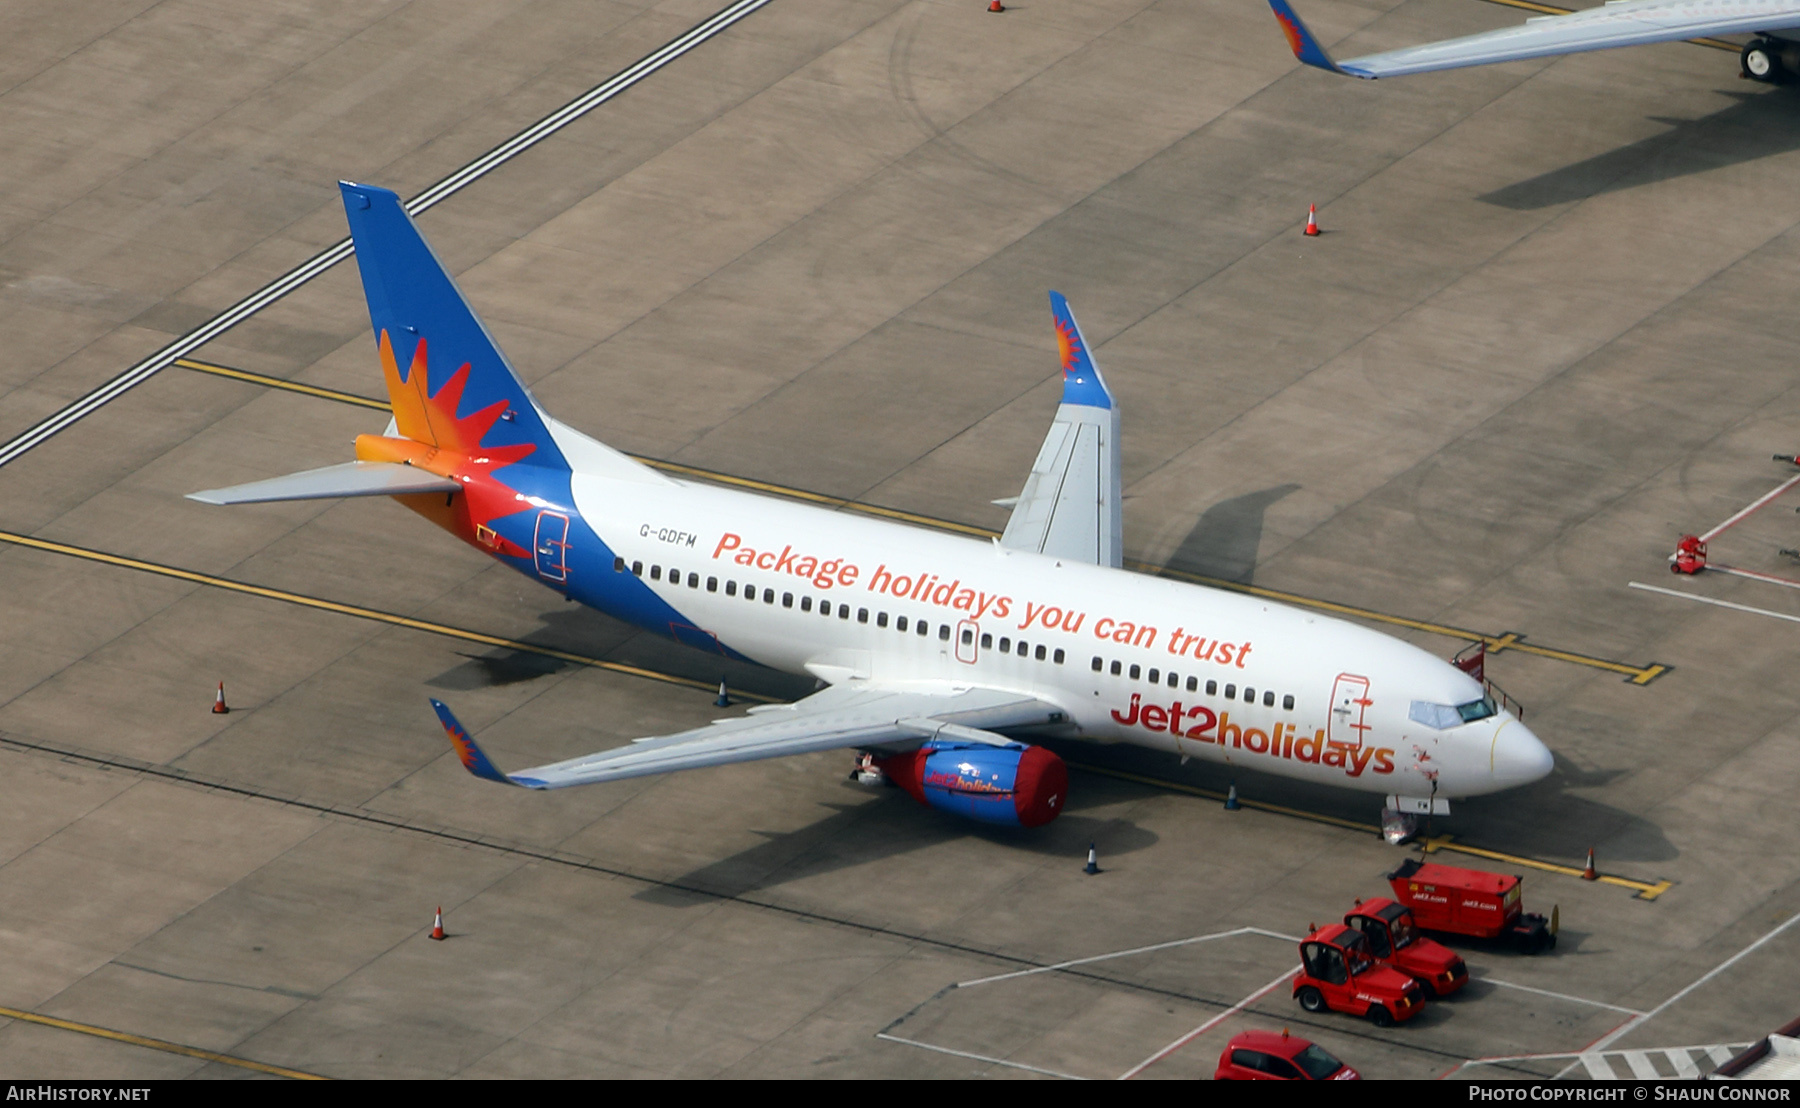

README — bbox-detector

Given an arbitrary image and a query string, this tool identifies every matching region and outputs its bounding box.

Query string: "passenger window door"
[1264,1056,1303,1080]
[1349,916,1390,958]
[1321,946,1348,985]
[1301,942,1327,979]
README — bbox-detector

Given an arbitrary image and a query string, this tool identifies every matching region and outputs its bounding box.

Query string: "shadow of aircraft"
[426,603,813,702]
[1480,87,1800,211]
[1164,484,1301,586]
[1040,736,1675,867]
[634,772,1161,906]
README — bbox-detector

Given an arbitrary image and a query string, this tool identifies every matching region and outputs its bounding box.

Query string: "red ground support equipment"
[1387,859,1555,953]
[1344,898,1468,997]
[1672,534,1708,575]
[1214,1029,1360,1081]
[1292,923,1425,1026]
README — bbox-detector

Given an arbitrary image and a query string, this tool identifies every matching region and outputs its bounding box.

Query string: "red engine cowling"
[877,741,1067,827]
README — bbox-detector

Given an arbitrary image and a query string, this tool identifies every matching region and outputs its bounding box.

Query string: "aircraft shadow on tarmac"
[425,604,814,700]
[633,788,1160,906]
[1163,484,1300,586]
[1480,86,1800,210]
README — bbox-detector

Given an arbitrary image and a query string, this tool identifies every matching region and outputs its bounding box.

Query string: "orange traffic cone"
[212,681,229,714]
[1581,847,1598,881]
[429,907,446,940]
[988,0,1004,10]
[1303,204,1320,237]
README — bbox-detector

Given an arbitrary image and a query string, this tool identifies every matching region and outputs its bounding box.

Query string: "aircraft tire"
[1297,986,1327,1013]
[1743,41,1783,83]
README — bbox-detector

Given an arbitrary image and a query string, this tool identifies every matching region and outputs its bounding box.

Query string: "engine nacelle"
[877,740,1067,827]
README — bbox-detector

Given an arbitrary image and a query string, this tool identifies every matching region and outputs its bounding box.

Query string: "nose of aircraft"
[1491,717,1553,787]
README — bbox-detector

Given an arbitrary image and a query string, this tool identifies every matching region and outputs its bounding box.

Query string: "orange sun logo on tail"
[1276,12,1305,58]
[378,331,535,463]
[1055,316,1083,379]
[357,331,538,554]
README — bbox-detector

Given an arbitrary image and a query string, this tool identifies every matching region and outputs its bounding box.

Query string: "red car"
[1215,1029,1360,1080]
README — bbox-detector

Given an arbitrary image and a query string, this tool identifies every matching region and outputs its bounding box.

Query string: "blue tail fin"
[340,182,566,470]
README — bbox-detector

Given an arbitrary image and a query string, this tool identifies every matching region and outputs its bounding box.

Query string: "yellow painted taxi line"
[171,357,1669,683]
[0,529,779,704]
[1140,565,1668,685]
[1476,0,1742,50]
[1424,834,1670,899]
[173,358,389,411]
[0,1004,325,1079]
[1074,763,1670,897]
[0,530,1668,900]
[172,358,996,536]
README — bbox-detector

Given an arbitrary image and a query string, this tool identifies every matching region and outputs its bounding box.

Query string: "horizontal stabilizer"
[187,461,462,505]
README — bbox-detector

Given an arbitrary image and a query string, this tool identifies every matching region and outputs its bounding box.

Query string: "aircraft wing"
[188,461,462,505]
[1268,0,1800,78]
[431,683,1069,789]
[999,292,1124,568]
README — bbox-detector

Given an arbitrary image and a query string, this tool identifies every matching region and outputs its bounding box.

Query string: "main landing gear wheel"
[1297,986,1327,1013]
[1743,40,1784,83]
[1368,1004,1396,1028]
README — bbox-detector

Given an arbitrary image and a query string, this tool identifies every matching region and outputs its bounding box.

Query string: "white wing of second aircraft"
[1268,0,1800,78]
[432,683,1068,789]
[999,292,1124,568]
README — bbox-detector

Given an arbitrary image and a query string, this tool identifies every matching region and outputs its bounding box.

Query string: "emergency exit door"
[956,620,979,664]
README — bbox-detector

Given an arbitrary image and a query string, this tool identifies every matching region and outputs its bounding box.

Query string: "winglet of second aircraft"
[1267,0,1370,78]
[430,699,544,788]
[1048,291,1114,411]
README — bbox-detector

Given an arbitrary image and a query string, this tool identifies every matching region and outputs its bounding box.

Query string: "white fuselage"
[574,469,1554,802]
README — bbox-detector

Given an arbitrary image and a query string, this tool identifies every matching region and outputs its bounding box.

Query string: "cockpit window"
[1457,696,1497,723]
[1409,701,1461,729]
[1410,697,1497,729]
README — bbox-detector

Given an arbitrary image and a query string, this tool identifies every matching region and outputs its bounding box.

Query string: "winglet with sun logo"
[1048,291,1114,412]
[1267,0,1359,76]
[429,699,547,788]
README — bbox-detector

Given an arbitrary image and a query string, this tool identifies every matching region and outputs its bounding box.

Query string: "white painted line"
[1630,581,1800,625]
[0,0,776,469]
[1580,1053,1618,1080]
[1706,563,1800,591]
[1484,978,1645,1016]
[1624,1050,1659,1079]
[1586,908,1800,1054]
[1117,966,1296,1080]
[956,926,1298,989]
[875,1033,1086,1080]
[1698,471,1800,542]
[1454,1043,1749,1079]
